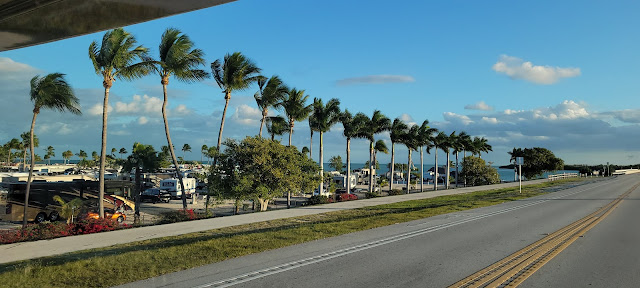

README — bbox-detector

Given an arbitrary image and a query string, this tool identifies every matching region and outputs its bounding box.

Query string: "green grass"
[0,178,591,288]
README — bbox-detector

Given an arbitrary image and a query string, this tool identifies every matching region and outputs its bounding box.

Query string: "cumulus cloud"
[443,112,474,125]
[398,113,417,126]
[336,75,415,86]
[465,101,493,111]
[138,116,148,125]
[232,104,262,125]
[492,55,581,84]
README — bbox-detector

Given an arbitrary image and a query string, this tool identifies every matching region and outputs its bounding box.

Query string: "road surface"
[117,175,640,288]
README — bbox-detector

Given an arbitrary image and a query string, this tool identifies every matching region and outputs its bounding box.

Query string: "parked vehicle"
[85,209,125,223]
[336,191,358,201]
[160,178,197,199]
[141,188,171,203]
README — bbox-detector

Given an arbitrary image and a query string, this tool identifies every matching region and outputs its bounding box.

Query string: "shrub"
[337,193,358,202]
[159,209,198,224]
[0,218,128,244]
[365,191,379,199]
[388,189,404,196]
[308,195,332,205]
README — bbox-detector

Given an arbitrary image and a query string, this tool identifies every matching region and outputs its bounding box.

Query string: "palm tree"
[148,28,208,210]
[309,98,341,197]
[265,116,289,141]
[399,125,420,193]
[44,146,55,165]
[182,144,192,164]
[453,131,471,187]
[23,73,80,228]
[340,110,366,194]
[211,52,261,164]
[119,148,127,160]
[355,110,391,193]
[89,28,149,218]
[255,75,287,137]
[201,144,208,165]
[417,120,437,192]
[373,139,389,192]
[432,131,447,191]
[20,132,38,170]
[5,138,20,164]
[508,147,525,181]
[442,132,458,190]
[110,148,117,158]
[389,118,408,191]
[92,151,99,163]
[62,150,73,164]
[279,88,312,146]
[308,115,317,160]
[122,142,161,223]
[472,136,493,158]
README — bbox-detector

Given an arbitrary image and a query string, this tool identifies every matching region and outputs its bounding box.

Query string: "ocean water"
[323,163,578,182]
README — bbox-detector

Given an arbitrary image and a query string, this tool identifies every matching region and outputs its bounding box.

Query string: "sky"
[1,0,640,166]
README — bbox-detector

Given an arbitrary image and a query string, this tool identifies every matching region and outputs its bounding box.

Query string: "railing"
[548,173,579,181]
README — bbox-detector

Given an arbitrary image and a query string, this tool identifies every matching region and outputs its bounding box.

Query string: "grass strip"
[0,178,591,288]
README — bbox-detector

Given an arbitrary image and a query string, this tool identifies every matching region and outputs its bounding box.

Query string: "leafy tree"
[255,75,288,137]
[301,146,310,155]
[210,137,320,213]
[461,156,500,186]
[89,28,149,218]
[309,98,341,196]
[279,88,313,146]
[211,52,261,166]
[24,73,80,228]
[329,155,344,173]
[122,142,161,223]
[512,147,564,179]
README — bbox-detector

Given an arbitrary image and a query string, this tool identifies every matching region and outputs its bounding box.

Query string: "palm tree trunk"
[134,165,141,224]
[98,85,111,219]
[259,110,267,138]
[22,148,26,171]
[288,121,294,146]
[463,151,467,187]
[406,150,411,193]
[23,112,37,228]
[309,130,313,160]
[434,146,438,191]
[455,152,459,188]
[215,91,231,166]
[420,146,424,192]
[318,132,324,196]
[445,151,450,190]
[369,141,374,193]
[162,83,188,209]
[346,138,351,193]
[390,143,395,192]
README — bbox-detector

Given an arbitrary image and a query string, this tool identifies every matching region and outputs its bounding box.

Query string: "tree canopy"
[509,147,564,179]
[461,156,500,186]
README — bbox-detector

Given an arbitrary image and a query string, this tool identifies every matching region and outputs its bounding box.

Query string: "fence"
[548,173,579,181]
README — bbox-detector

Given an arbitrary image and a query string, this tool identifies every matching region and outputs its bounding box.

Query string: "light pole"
[516,157,523,193]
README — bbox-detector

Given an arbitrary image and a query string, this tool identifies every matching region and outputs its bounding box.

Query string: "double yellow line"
[449,182,640,288]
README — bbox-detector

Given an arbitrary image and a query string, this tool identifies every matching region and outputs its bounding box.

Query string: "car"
[86,209,126,223]
[141,188,171,203]
[336,191,358,201]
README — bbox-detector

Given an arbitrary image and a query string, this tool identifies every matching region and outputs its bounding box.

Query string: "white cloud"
[481,117,498,124]
[232,104,261,126]
[113,94,163,115]
[138,116,148,125]
[465,101,493,111]
[173,104,192,116]
[336,75,415,86]
[443,112,474,125]
[398,113,417,126]
[492,55,581,84]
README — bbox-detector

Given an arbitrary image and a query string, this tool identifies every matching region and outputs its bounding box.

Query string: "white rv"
[160,178,197,198]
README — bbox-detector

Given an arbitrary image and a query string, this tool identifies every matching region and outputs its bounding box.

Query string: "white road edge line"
[192,181,610,288]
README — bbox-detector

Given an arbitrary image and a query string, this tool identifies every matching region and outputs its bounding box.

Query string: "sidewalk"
[0,179,547,264]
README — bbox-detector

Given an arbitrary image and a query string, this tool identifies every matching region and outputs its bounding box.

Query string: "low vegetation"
[0,178,589,287]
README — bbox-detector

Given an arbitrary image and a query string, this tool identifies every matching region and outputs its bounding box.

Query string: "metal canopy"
[0,0,235,52]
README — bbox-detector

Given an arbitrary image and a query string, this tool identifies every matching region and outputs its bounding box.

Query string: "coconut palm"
[5,138,20,164]
[20,132,38,170]
[92,151,99,163]
[110,148,117,158]
[211,52,261,164]
[147,28,208,210]
[63,150,73,164]
[301,147,310,155]
[255,75,287,137]
[340,110,366,194]
[279,88,312,146]
[398,125,420,193]
[472,136,492,158]
[308,116,317,160]
[122,142,161,223]
[454,131,471,187]
[76,150,87,161]
[389,118,408,191]
[432,131,447,191]
[119,148,127,160]
[201,144,208,165]
[89,28,149,218]
[44,146,55,165]
[417,120,437,192]
[355,110,391,193]
[309,98,341,196]
[373,139,389,192]
[442,132,458,189]
[23,73,80,228]
[182,144,192,164]
[52,196,84,224]
[265,116,289,141]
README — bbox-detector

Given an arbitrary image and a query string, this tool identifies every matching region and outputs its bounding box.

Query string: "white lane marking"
[194,181,611,288]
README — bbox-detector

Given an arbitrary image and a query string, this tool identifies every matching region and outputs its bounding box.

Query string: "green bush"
[308,195,332,205]
[159,209,198,224]
[365,191,379,199]
[388,189,404,196]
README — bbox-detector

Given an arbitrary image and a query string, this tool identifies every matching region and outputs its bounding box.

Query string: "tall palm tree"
[23,73,80,228]
[265,116,289,141]
[255,75,287,137]
[454,131,471,187]
[211,52,261,164]
[355,110,391,193]
[417,120,437,192]
[309,98,341,196]
[508,147,525,181]
[89,28,149,218]
[389,118,408,191]
[20,132,38,170]
[122,142,161,223]
[110,148,117,158]
[45,146,55,165]
[472,136,493,158]
[148,28,209,210]
[308,115,317,160]
[432,131,447,191]
[442,132,458,190]
[182,144,192,164]
[6,138,20,165]
[62,150,73,165]
[119,148,127,160]
[373,139,388,192]
[279,88,312,146]
[201,144,208,165]
[340,110,366,194]
[399,125,420,193]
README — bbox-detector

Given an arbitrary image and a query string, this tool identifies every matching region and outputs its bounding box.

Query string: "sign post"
[516,157,524,194]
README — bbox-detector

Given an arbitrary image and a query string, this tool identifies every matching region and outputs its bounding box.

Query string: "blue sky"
[2,0,640,166]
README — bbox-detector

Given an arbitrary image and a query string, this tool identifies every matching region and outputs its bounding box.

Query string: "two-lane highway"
[118,175,640,288]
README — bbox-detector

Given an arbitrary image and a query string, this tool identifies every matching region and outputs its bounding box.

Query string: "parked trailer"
[160,178,197,199]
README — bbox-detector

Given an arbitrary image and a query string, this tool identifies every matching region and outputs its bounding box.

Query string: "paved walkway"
[0,179,548,264]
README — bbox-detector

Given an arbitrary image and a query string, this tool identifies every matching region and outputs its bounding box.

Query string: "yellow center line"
[449,182,640,288]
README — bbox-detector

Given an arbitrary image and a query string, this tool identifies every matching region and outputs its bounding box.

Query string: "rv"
[160,178,197,199]
[332,174,357,189]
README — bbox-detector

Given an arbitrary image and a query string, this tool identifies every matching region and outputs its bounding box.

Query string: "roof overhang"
[0,0,235,52]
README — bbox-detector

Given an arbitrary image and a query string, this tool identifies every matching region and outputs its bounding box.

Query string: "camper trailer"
[332,174,357,190]
[160,178,197,199]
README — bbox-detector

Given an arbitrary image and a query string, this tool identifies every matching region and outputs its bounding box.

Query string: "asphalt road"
[117,175,639,288]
